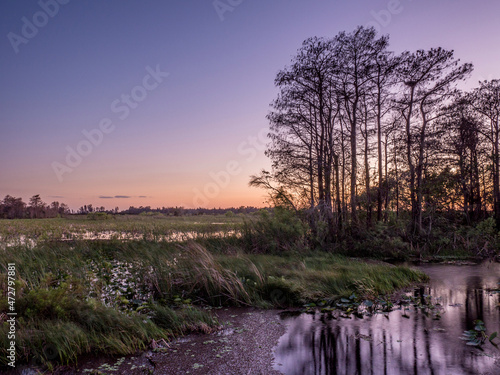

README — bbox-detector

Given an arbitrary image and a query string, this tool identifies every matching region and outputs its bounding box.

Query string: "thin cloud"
[99,195,142,199]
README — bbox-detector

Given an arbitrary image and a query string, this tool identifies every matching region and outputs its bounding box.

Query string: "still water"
[274,262,500,375]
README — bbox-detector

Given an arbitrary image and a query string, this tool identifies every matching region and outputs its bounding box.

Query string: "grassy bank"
[0,237,426,367]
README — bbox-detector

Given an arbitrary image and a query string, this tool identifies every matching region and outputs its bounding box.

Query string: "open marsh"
[0,214,246,248]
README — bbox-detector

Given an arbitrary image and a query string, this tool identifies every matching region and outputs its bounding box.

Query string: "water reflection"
[0,230,239,248]
[274,262,500,375]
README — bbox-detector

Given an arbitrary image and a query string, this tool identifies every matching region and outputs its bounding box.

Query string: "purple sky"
[1,0,499,210]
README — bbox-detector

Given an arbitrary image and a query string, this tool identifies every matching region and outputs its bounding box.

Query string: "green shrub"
[241,207,308,253]
[475,217,497,237]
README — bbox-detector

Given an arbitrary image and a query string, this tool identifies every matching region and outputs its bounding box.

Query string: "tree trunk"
[384,133,389,222]
[363,111,372,227]
[376,86,383,222]
[405,86,417,234]
[334,154,342,232]
[350,95,359,225]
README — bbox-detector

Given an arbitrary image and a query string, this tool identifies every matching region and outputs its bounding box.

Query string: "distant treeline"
[0,194,261,219]
[0,194,70,219]
[119,206,261,216]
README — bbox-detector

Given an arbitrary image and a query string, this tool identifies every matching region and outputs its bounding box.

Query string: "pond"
[273,262,500,375]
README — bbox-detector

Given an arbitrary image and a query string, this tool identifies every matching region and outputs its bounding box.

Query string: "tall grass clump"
[0,279,171,365]
[172,243,251,305]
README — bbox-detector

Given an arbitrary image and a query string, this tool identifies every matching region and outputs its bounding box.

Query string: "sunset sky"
[1,0,499,210]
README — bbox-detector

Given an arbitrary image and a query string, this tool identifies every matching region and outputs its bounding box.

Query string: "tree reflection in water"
[274,262,500,375]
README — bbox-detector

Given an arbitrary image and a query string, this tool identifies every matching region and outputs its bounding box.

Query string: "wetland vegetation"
[0,213,428,371]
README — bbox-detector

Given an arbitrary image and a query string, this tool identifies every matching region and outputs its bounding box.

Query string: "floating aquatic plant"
[461,320,498,349]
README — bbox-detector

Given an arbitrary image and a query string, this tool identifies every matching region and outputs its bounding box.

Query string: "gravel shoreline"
[8,308,287,375]
[150,308,286,375]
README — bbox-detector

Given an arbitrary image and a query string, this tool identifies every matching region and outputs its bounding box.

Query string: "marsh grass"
[0,241,225,366]
[0,277,214,365]
[0,214,247,248]
[218,253,426,305]
[0,214,427,367]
